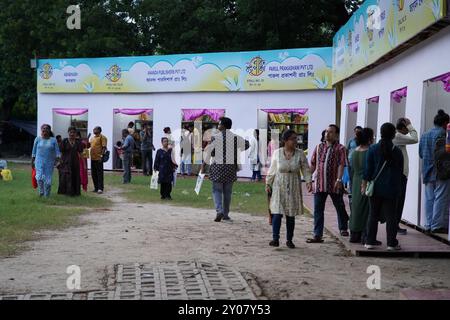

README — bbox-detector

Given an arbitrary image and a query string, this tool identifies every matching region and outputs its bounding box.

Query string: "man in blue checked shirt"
[419,109,450,234]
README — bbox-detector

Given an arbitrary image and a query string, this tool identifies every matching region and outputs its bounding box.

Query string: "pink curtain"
[430,72,450,93]
[391,87,408,103]
[114,108,153,115]
[368,96,379,103]
[53,108,88,116]
[182,109,225,121]
[261,108,308,115]
[347,102,358,112]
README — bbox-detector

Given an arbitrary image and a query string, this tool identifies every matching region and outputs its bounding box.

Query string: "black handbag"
[102,150,110,163]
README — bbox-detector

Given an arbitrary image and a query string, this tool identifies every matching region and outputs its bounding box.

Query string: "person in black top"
[154,137,178,200]
[200,117,250,222]
[58,126,83,196]
[362,123,404,251]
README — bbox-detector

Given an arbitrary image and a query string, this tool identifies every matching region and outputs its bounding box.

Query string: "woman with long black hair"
[362,123,404,251]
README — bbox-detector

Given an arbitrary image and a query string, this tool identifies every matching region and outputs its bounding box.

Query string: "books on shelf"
[72,120,87,129]
[268,113,292,123]
[292,114,309,124]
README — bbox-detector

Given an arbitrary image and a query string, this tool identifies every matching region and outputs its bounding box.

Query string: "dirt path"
[1,188,449,299]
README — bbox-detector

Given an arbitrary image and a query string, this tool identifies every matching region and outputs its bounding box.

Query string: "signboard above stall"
[37,47,332,93]
[332,0,447,84]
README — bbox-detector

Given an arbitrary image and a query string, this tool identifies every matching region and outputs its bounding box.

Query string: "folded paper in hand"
[194,173,205,195]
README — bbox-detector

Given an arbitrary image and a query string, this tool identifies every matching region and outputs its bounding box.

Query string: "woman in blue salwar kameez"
[32,124,61,197]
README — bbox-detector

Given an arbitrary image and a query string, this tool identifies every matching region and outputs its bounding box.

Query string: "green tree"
[345,0,364,14]
[0,0,140,121]
[132,0,349,54]
[0,0,349,121]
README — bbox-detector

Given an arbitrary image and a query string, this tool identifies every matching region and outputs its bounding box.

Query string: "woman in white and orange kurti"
[266,129,312,249]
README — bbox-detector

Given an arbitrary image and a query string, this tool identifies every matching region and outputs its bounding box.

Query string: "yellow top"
[89,134,107,161]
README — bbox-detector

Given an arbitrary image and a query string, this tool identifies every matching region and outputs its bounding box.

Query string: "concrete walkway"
[303,193,450,257]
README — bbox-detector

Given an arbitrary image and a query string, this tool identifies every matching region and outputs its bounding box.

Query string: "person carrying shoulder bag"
[362,123,404,251]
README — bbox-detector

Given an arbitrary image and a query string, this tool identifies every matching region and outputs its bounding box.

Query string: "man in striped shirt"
[307,124,349,243]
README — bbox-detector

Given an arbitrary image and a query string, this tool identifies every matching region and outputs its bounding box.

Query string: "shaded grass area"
[0,164,111,257]
[104,172,269,216]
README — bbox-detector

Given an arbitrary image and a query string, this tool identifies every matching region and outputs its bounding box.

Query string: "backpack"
[434,133,450,180]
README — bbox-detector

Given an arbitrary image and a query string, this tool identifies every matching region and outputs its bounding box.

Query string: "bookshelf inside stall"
[267,111,309,151]
[70,115,88,139]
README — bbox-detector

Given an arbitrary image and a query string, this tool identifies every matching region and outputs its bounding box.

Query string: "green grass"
[0,164,111,257]
[104,173,269,216]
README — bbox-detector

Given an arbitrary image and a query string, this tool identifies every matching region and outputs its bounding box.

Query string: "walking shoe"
[306,236,324,243]
[286,240,295,249]
[166,196,173,200]
[397,227,407,235]
[387,245,402,251]
[214,214,224,222]
[340,230,349,237]
[222,217,232,223]
[269,240,279,247]
[91,189,98,193]
[97,190,103,194]
[364,244,375,249]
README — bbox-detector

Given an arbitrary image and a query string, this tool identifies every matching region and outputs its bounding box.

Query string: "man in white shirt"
[180,124,192,176]
[392,118,418,235]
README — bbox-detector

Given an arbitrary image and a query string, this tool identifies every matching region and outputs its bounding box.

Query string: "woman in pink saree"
[77,131,89,192]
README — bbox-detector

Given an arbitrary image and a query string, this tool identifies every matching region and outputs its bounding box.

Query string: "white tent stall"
[333,0,450,237]
[37,47,336,178]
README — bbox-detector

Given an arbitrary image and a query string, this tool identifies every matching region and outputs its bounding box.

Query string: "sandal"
[306,237,324,243]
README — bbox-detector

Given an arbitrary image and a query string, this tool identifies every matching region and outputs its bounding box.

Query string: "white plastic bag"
[150,171,159,190]
[172,171,177,187]
[194,173,205,195]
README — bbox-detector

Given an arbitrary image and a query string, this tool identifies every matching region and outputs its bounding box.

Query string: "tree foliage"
[0,0,349,120]
[345,0,364,14]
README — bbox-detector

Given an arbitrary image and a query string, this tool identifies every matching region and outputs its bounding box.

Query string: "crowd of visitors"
[30,110,450,251]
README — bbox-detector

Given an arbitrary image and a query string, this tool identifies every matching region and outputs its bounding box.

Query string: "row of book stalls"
[52,107,311,174]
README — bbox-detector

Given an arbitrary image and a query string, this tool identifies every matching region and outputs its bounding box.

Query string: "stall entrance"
[52,108,88,139]
[421,72,450,240]
[390,87,407,124]
[113,109,153,170]
[257,108,308,174]
[366,97,379,139]
[259,108,309,155]
[181,109,225,175]
[345,102,358,145]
